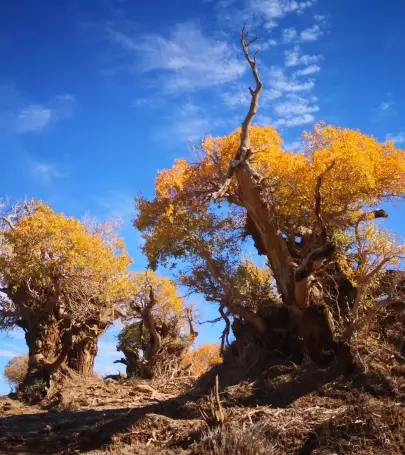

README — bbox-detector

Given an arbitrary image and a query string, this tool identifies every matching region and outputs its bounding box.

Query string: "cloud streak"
[0,349,17,358]
[30,160,67,184]
[385,132,405,144]
[0,88,76,134]
[270,67,315,93]
[285,46,322,67]
[300,24,323,41]
[248,0,317,27]
[107,22,246,92]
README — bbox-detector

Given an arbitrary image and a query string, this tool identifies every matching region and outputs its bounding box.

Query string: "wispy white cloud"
[14,106,53,133]
[30,161,67,184]
[285,46,322,67]
[262,88,283,104]
[221,86,251,108]
[0,349,17,358]
[222,84,282,108]
[274,97,319,117]
[94,331,126,377]
[269,67,315,93]
[248,0,316,27]
[156,101,233,145]
[169,102,213,140]
[300,24,323,41]
[379,101,394,112]
[256,38,278,50]
[372,97,396,119]
[107,22,245,92]
[293,65,321,76]
[1,90,76,134]
[274,113,315,127]
[284,140,303,151]
[314,14,326,23]
[385,132,405,144]
[272,94,318,128]
[282,27,297,43]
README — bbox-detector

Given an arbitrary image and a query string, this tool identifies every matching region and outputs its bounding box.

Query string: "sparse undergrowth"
[1,322,404,455]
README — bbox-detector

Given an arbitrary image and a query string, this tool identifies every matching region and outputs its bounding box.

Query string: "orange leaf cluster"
[183,343,223,377]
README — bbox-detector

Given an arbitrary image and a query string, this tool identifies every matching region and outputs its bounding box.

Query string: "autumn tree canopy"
[0,201,134,394]
[183,343,223,377]
[134,28,405,363]
[116,272,198,378]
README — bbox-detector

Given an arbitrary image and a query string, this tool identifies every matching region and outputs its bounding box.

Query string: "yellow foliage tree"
[183,343,223,377]
[0,200,134,393]
[135,28,405,362]
[116,272,198,378]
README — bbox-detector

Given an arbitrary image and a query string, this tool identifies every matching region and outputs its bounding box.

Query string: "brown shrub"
[194,423,274,455]
[4,354,28,389]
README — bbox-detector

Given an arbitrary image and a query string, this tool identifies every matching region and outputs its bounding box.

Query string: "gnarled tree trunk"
[20,315,108,402]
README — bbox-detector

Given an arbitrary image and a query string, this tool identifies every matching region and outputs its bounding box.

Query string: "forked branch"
[0,215,16,230]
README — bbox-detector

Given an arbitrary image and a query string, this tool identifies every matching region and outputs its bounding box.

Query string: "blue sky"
[1,0,405,394]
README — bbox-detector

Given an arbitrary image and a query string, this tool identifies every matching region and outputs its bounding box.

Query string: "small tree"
[0,201,134,396]
[183,344,223,377]
[115,272,198,379]
[4,354,29,390]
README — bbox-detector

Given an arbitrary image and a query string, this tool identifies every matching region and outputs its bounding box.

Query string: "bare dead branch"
[114,358,129,366]
[198,317,223,325]
[0,215,16,230]
[211,26,263,200]
[199,375,226,427]
[185,306,198,336]
[219,305,231,353]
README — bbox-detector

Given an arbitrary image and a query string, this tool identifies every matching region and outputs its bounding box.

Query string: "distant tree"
[115,272,198,378]
[183,344,223,377]
[0,200,134,397]
[4,354,29,389]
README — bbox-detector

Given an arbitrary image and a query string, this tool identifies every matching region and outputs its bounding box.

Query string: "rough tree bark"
[210,28,340,364]
[20,316,107,400]
[5,284,109,400]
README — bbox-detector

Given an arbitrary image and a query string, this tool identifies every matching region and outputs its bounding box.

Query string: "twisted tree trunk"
[20,315,107,402]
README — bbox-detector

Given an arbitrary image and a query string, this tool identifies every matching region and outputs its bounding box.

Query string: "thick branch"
[185,307,197,336]
[114,358,129,366]
[219,305,231,353]
[0,216,15,230]
[142,287,162,362]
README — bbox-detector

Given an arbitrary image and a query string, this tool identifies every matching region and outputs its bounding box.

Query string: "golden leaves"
[0,202,133,309]
[127,271,184,320]
[183,343,223,377]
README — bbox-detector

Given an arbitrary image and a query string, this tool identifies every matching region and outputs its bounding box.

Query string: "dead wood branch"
[199,375,226,427]
[211,26,263,200]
